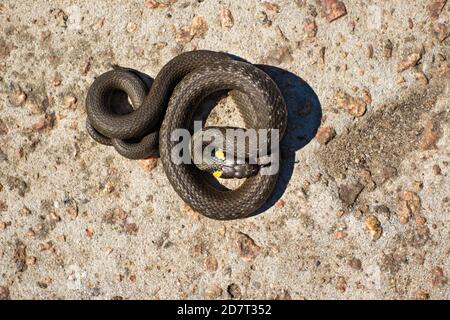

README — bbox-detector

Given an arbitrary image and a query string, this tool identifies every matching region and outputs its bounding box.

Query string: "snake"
[85,50,287,220]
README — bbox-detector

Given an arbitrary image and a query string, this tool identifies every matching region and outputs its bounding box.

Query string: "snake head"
[211,151,259,179]
[218,162,260,179]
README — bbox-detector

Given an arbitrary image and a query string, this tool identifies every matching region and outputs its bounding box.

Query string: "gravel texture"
[0,0,449,300]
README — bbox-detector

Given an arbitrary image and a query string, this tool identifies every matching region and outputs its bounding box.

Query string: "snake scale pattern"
[86,50,287,220]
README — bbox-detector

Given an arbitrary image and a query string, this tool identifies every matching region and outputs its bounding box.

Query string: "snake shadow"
[228,53,322,216]
[251,64,322,216]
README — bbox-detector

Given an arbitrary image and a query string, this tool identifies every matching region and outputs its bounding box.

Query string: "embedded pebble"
[261,2,280,13]
[397,191,421,224]
[204,256,218,272]
[335,276,347,292]
[31,113,56,132]
[235,232,260,262]
[256,11,272,26]
[365,215,382,240]
[126,22,137,33]
[383,39,393,59]
[323,0,347,22]
[227,283,242,299]
[421,120,441,150]
[415,71,429,85]
[261,46,293,65]
[26,256,37,266]
[275,199,285,208]
[338,182,364,206]
[124,223,139,235]
[63,94,77,108]
[10,90,27,106]
[398,50,422,72]
[348,258,362,270]
[304,18,318,38]
[180,203,201,220]
[91,17,105,31]
[316,126,336,145]
[428,0,447,20]
[85,228,94,238]
[190,16,208,38]
[146,0,160,9]
[0,286,10,300]
[217,226,226,237]
[219,7,234,30]
[432,164,442,175]
[206,284,223,298]
[335,230,347,240]
[415,290,430,300]
[138,157,158,173]
[434,23,450,42]
[335,90,367,117]
[175,26,193,44]
[366,44,374,59]
[431,266,447,287]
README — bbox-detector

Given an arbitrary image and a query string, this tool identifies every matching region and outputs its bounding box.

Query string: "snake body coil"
[86,50,287,220]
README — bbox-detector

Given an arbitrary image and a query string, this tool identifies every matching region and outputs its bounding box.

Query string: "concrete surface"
[0,0,449,300]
